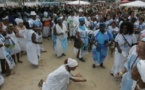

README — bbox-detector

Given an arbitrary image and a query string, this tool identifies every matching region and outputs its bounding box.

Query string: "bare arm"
[115,41,122,53]
[76,31,83,43]
[31,33,42,44]
[70,77,87,82]
[13,27,23,38]
[54,26,63,36]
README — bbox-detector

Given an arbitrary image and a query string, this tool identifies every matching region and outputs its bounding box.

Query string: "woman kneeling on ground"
[39,58,87,90]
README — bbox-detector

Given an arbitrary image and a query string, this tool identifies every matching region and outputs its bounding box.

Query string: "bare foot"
[38,79,44,87]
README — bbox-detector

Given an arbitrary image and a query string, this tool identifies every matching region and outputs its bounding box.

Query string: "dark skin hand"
[76,31,83,45]
[32,33,42,44]
[53,26,64,36]
[115,42,122,53]
[0,44,10,47]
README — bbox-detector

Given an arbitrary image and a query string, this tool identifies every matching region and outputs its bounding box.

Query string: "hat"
[79,17,85,22]
[2,16,8,20]
[67,58,78,68]
[57,17,63,22]
[137,60,145,82]
[78,8,83,12]
[43,11,48,17]
[15,18,23,25]
[30,11,36,16]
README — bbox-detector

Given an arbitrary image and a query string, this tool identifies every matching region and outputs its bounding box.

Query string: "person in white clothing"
[132,59,145,90]
[14,18,28,52]
[67,11,77,41]
[0,15,9,32]
[6,24,22,63]
[38,58,87,90]
[108,21,119,56]
[28,11,46,52]
[25,21,42,67]
[0,31,15,76]
[42,11,51,39]
[54,17,68,57]
[111,21,137,76]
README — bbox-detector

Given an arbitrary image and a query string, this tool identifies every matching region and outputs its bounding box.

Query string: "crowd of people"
[0,2,145,90]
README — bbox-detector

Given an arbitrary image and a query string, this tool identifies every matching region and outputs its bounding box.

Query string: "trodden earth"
[1,39,120,90]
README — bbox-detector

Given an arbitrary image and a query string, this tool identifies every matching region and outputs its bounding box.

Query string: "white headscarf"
[30,11,37,16]
[67,58,78,68]
[2,16,8,20]
[137,60,145,82]
[15,18,23,25]
[43,11,48,17]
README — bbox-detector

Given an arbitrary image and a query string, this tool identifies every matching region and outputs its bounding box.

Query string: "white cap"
[30,11,37,16]
[137,60,145,82]
[79,8,83,12]
[15,18,23,25]
[67,58,78,68]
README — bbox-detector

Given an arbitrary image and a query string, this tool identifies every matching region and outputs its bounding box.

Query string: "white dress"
[42,17,51,37]
[111,34,137,75]
[67,16,77,37]
[108,26,119,33]
[54,24,68,57]
[1,22,7,31]
[42,65,74,90]
[26,30,40,65]
[16,26,28,51]
[0,34,15,69]
[7,33,21,55]
[0,74,4,86]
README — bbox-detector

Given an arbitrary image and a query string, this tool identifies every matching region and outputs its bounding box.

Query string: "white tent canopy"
[66,1,90,5]
[120,0,145,7]
[24,2,41,6]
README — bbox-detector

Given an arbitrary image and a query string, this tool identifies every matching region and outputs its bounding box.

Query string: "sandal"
[38,79,44,87]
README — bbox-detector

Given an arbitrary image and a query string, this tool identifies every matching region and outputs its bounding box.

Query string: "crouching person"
[39,58,87,90]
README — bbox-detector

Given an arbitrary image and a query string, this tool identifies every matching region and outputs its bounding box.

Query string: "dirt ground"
[1,39,120,90]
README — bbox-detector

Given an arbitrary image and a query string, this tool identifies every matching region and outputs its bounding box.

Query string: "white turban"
[67,58,78,68]
[137,60,145,82]
[44,11,48,17]
[30,11,37,16]
[2,16,8,20]
[78,8,83,12]
[15,18,23,25]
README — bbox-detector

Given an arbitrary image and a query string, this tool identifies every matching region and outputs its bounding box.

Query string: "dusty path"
[1,39,120,90]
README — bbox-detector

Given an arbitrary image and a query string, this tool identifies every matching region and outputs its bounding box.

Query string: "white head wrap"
[15,18,23,25]
[30,11,37,16]
[67,58,78,68]
[137,60,145,82]
[78,8,83,12]
[43,11,48,17]
[2,16,8,20]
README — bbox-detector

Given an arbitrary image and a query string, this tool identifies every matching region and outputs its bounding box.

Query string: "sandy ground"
[1,39,120,90]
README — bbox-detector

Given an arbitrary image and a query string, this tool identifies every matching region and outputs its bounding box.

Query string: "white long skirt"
[111,51,127,75]
[10,40,21,55]
[26,42,39,65]
[43,26,50,37]
[17,38,27,51]
[42,77,68,90]
[0,75,4,86]
[54,39,64,57]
